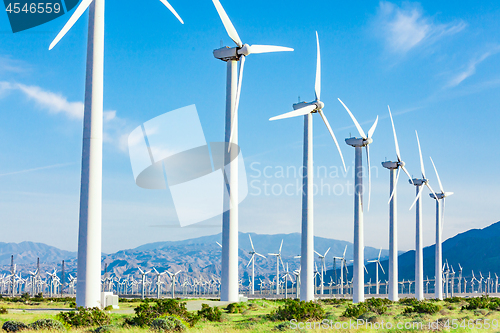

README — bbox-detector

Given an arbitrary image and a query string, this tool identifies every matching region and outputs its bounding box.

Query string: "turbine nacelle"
[410,178,427,186]
[345,137,372,148]
[429,191,454,200]
[381,161,398,170]
[292,100,324,112]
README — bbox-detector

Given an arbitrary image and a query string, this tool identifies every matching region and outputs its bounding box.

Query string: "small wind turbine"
[211,0,293,303]
[409,131,438,300]
[333,246,348,295]
[338,98,379,303]
[49,0,183,308]
[314,247,330,295]
[138,268,151,300]
[428,156,453,300]
[268,239,285,295]
[152,268,167,299]
[246,235,266,295]
[367,249,385,295]
[168,270,182,298]
[270,33,345,301]
[382,106,413,301]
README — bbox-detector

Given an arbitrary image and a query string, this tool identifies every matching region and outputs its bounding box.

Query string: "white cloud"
[447,48,500,88]
[0,81,132,151]
[0,56,29,74]
[375,1,466,53]
[16,83,84,119]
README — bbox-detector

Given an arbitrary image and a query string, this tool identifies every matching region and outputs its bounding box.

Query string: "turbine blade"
[409,185,423,210]
[228,55,245,151]
[216,241,222,248]
[279,239,283,254]
[176,270,182,275]
[429,157,444,193]
[158,0,184,24]
[246,45,294,54]
[324,247,330,257]
[49,0,94,50]
[415,131,425,179]
[378,248,382,260]
[314,250,321,257]
[338,98,366,138]
[280,257,285,271]
[379,261,385,275]
[426,182,439,204]
[343,245,347,257]
[388,168,400,204]
[248,234,255,252]
[315,31,321,101]
[388,106,401,161]
[318,109,346,172]
[256,253,266,259]
[366,144,372,212]
[367,116,379,139]
[211,0,242,47]
[246,255,254,267]
[364,265,368,274]
[401,165,413,184]
[269,105,315,121]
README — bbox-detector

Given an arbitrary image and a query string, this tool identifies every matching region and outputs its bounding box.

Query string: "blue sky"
[0,0,499,255]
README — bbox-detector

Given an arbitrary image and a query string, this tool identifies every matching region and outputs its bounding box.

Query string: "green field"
[1,296,500,332]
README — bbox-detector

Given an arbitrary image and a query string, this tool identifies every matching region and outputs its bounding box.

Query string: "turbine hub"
[315,101,325,110]
[238,44,251,56]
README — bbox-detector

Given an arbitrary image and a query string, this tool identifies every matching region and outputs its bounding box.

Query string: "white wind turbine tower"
[338,99,379,303]
[408,131,438,300]
[211,0,293,303]
[138,268,151,300]
[367,249,385,295]
[314,247,330,295]
[168,270,182,298]
[153,268,167,299]
[333,245,348,295]
[270,32,346,301]
[428,157,454,300]
[382,106,413,301]
[268,239,285,295]
[48,0,183,308]
[246,235,266,295]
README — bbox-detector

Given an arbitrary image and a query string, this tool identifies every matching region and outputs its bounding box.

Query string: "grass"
[1,297,500,332]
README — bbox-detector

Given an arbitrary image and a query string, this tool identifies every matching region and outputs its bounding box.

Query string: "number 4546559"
[5,3,61,14]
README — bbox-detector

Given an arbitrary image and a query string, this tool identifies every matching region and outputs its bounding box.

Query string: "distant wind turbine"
[246,235,266,295]
[268,239,285,295]
[270,32,345,301]
[339,98,378,303]
[367,249,385,295]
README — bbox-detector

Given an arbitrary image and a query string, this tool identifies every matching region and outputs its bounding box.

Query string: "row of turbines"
[43,0,463,307]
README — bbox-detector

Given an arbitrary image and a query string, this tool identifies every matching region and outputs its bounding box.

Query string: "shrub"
[57,307,111,328]
[93,325,116,333]
[0,307,8,314]
[2,321,29,332]
[30,319,65,331]
[342,298,389,318]
[268,299,325,322]
[403,301,441,315]
[125,299,198,327]
[462,296,500,310]
[319,298,349,305]
[150,317,187,332]
[226,302,247,314]
[444,297,462,304]
[198,304,222,322]
[398,298,417,305]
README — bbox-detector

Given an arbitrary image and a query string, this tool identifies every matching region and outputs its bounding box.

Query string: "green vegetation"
[267,299,325,321]
[57,307,111,328]
[1,296,500,332]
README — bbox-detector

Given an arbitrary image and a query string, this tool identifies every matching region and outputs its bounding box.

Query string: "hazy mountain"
[0,241,76,266]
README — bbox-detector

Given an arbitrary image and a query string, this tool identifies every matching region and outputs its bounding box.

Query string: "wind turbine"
[211,0,293,303]
[152,267,167,299]
[246,235,266,295]
[338,98,379,303]
[138,268,151,300]
[367,249,386,295]
[428,157,454,300]
[168,270,182,298]
[270,32,345,301]
[268,239,285,295]
[409,131,438,300]
[314,247,330,295]
[48,0,183,308]
[382,106,413,301]
[333,245,348,295]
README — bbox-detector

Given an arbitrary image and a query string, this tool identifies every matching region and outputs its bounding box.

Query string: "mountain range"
[2,221,500,284]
